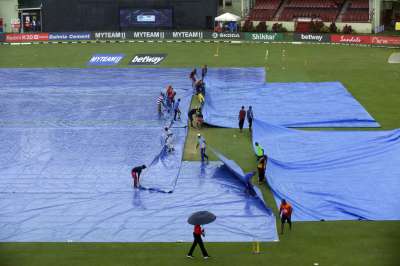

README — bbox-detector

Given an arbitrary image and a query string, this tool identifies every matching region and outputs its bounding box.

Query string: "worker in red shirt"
[131,165,146,188]
[166,85,174,110]
[166,85,173,96]
[189,68,197,87]
[279,199,293,234]
[238,106,246,132]
[187,224,209,259]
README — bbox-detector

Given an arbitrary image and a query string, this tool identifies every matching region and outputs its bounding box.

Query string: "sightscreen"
[120,8,173,28]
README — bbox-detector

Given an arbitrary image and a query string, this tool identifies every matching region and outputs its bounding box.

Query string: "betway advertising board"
[245,33,283,42]
[371,36,400,46]
[49,32,91,41]
[129,54,167,65]
[330,34,371,45]
[294,33,329,43]
[5,33,49,42]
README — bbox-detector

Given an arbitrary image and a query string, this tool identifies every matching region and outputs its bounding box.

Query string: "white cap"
[197,133,201,137]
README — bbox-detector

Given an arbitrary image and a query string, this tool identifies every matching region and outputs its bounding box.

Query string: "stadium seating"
[249,0,282,21]
[342,0,369,22]
[278,0,343,22]
[279,8,339,21]
[247,0,369,23]
[348,0,369,9]
[249,9,277,21]
[253,0,282,9]
[285,0,340,8]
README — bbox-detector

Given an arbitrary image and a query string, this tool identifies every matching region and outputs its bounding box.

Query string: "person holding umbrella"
[187,224,209,259]
[187,211,216,259]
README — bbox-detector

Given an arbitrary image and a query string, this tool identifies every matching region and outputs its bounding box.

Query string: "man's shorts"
[281,215,291,224]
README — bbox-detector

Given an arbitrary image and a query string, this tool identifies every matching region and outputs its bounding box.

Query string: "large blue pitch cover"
[139,127,187,193]
[211,149,274,216]
[252,119,400,221]
[0,68,278,242]
[203,68,379,128]
[0,68,192,127]
[0,160,278,242]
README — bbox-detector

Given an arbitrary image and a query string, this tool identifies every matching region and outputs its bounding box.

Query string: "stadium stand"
[342,0,369,22]
[248,0,282,21]
[247,0,352,22]
[278,0,343,22]
[285,0,341,8]
[279,8,340,21]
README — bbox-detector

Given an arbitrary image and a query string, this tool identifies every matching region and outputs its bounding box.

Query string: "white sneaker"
[204,256,210,259]
[187,255,194,259]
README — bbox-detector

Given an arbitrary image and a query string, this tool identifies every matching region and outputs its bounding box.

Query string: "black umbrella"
[188,211,216,225]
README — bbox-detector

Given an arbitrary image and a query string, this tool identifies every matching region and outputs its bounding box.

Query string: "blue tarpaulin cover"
[211,149,272,215]
[203,68,379,128]
[0,68,192,128]
[0,157,279,242]
[0,68,278,242]
[252,119,400,221]
[139,127,187,193]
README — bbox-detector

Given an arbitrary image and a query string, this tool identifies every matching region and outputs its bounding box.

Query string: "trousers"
[188,233,209,257]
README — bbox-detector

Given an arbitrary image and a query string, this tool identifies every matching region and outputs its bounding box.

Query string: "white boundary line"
[0,39,399,49]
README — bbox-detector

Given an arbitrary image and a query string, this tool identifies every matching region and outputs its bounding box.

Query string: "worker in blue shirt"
[247,106,254,131]
[173,98,181,121]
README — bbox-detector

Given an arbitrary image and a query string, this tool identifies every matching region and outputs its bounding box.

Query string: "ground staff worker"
[196,134,209,162]
[188,107,197,127]
[247,106,254,131]
[131,165,146,188]
[238,106,246,132]
[187,224,209,259]
[280,199,293,234]
[255,142,264,160]
[257,155,267,184]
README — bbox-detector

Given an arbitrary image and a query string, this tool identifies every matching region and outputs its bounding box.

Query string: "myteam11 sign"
[88,54,125,66]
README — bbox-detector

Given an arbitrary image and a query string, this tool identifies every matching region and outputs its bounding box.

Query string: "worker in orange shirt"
[279,199,293,234]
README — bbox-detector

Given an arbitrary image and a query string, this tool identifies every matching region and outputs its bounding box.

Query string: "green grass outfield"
[0,42,399,266]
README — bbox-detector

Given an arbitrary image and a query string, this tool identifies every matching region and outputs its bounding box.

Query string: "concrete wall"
[0,0,18,32]
[249,21,296,31]
[43,0,219,32]
[219,0,243,16]
[331,22,372,33]
[372,0,382,31]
